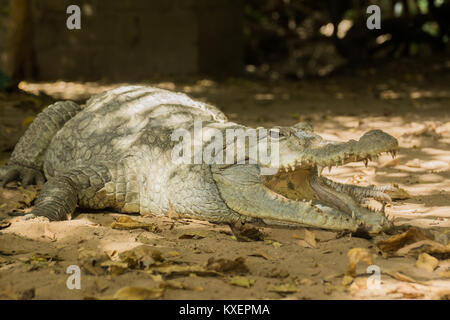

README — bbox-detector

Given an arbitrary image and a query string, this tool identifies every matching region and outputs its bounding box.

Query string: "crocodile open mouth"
[262,147,398,215]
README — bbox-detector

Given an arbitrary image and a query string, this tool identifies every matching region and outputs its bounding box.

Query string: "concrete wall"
[0,0,10,74]
[1,0,243,81]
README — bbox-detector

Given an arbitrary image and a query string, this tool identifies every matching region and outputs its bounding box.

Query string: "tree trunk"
[6,0,36,82]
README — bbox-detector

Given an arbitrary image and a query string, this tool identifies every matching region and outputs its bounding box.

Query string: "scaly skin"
[1,86,399,233]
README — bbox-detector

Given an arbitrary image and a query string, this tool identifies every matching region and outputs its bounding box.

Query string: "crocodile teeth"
[389,150,397,159]
[317,166,323,176]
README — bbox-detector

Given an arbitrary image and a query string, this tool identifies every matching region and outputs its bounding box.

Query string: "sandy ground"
[0,57,449,300]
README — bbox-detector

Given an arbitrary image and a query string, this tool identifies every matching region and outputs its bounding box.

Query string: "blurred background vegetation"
[0,0,449,89]
[243,0,449,79]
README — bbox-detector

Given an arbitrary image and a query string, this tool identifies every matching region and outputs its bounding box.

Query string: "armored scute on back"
[1,86,400,234]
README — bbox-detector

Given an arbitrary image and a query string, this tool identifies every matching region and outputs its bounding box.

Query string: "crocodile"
[0,86,400,233]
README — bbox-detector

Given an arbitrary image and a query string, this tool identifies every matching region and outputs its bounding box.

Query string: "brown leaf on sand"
[110,216,160,233]
[0,186,38,214]
[296,229,317,248]
[297,240,314,248]
[151,264,220,278]
[377,227,430,253]
[178,232,206,240]
[228,276,255,288]
[159,280,203,291]
[267,283,300,294]
[78,248,109,276]
[228,222,265,242]
[304,229,317,248]
[249,250,272,260]
[388,271,421,284]
[341,275,354,286]
[100,260,129,275]
[113,286,164,300]
[94,279,109,293]
[346,248,373,277]
[416,253,439,272]
[206,257,249,274]
[119,246,164,269]
[397,240,450,259]
[0,220,11,230]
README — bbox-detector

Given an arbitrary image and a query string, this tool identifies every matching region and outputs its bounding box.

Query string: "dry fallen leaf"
[267,268,289,279]
[293,230,318,249]
[206,257,249,274]
[267,283,300,294]
[0,220,11,229]
[298,240,314,248]
[94,279,109,293]
[110,216,160,232]
[178,232,206,240]
[341,275,354,286]
[299,278,314,286]
[249,250,272,260]
[304,229,317,248]
[377,227,430,254]
[100,260,129,275]
[229,222,265,242]
[396,240,450,258]
[389,271,420,284]
[228,276,255,288]
[346,248,373,277]
[119,246,164,269]
[159,280,203,291]
[416,253,439,272]
[113,286,164,300]
[78,249,109,276]
[151,264,220,278]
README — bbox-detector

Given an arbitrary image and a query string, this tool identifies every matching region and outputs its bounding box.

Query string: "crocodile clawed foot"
[1,165,45,188]
[228,221,265,242]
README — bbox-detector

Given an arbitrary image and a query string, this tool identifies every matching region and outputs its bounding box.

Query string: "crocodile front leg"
[1,101,83,187]
[26,165,111,221]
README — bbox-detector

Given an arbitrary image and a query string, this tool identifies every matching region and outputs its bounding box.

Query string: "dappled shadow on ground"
[0,57,449,299]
